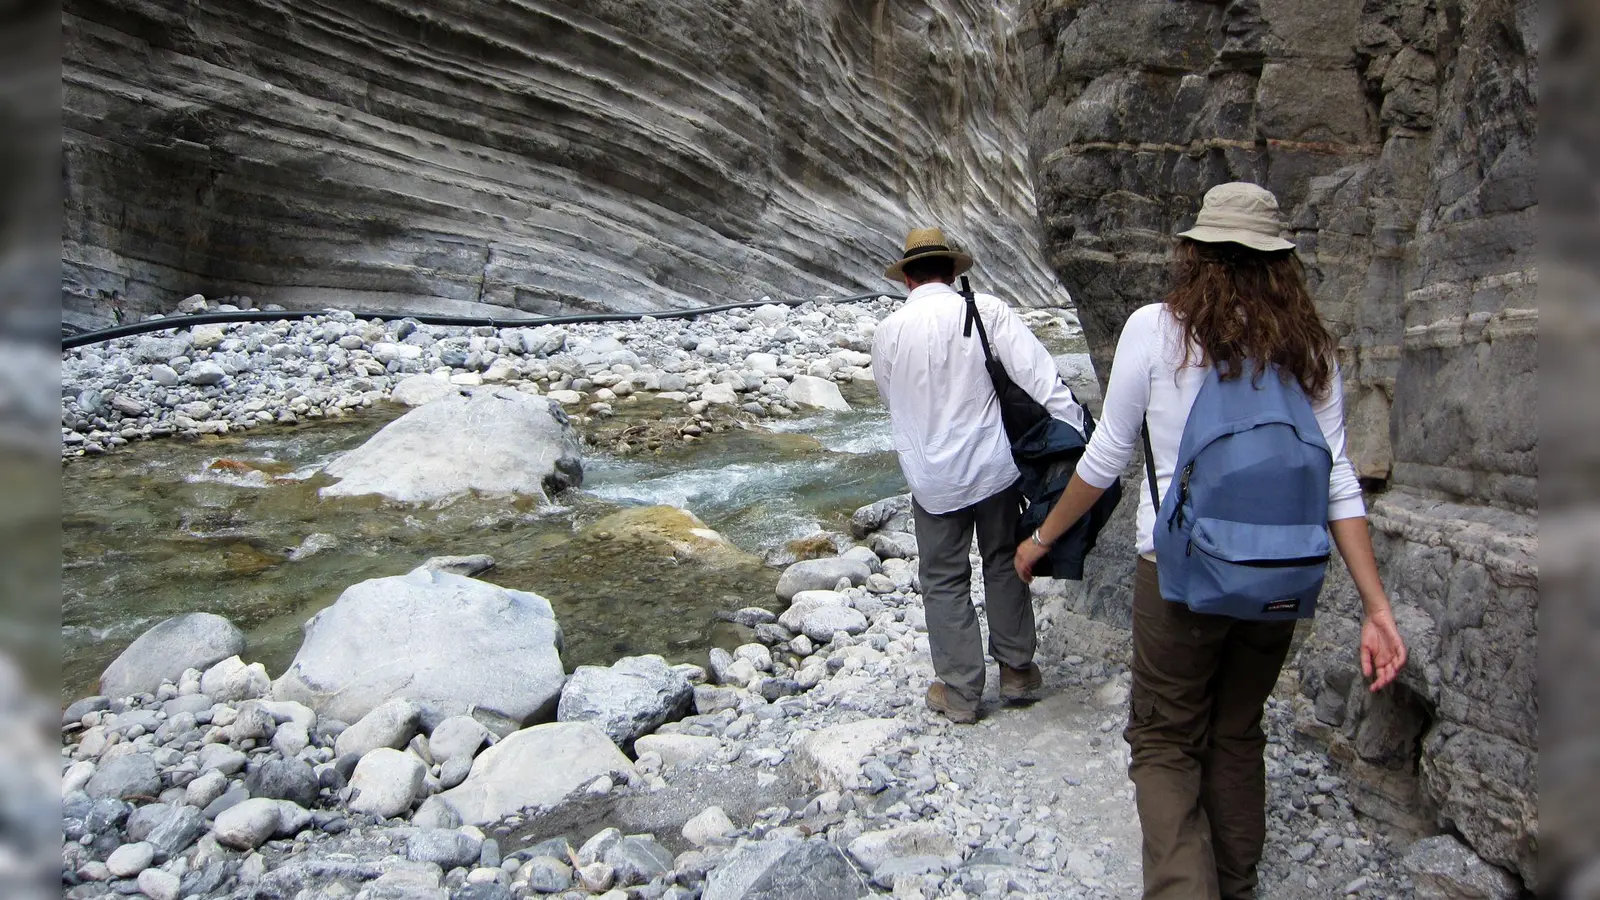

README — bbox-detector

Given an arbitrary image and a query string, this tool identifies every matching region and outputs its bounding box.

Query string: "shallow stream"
[61,384,905,702]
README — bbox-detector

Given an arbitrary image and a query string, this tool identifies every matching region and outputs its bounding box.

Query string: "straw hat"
[1177,182,1296,252]
[883,227,974,281]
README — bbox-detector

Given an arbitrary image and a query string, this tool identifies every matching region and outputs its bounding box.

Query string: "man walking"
[872,227,1087,723]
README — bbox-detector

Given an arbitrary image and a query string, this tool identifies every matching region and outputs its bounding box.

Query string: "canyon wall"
[1020,0,1537,885]
[63,0,1060,325]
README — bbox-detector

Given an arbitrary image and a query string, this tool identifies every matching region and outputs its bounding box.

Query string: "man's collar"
[907,282,960,301]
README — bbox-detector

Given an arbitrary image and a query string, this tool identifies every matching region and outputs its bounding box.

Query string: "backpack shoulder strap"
[960,276,996,363]
[1141,418,1161,510]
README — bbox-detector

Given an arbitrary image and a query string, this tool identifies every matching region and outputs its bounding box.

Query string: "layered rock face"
[1020,0,1536,886]
[63,0,1061,325]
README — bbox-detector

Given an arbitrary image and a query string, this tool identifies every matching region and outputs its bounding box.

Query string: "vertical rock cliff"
[1021,0,1536,885]
[63,0,1060,323]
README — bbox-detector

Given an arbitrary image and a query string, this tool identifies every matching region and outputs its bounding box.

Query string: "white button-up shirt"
[872,282,1087,515]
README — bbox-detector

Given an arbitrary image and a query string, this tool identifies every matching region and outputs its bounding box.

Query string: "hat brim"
[884,250,974,281]
[1177,226,1295,253]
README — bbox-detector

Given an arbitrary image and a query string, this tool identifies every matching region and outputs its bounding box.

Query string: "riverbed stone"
[683,806,737,846]
[408,828,484,870]
[200,655,270,703]
[336,698,423,759]
[391,374,462,407]
[272,568,565,729]
[775,559,872,601]
[319,388,583,503]
[434,722,632,826]
[212,798,284,850]
[632,733,720,770]
[428,716,492,763]
[244,757,319,807]
[348,748,426,820]
[98,613,244,699]
[556,655,693,750]
[86,753,161,801]
[1403,835,1520,899]
[794,718,904,792]
[799,606,868,642]
[784,374,849,411]
[106,841,155,877]
[604,836,674,886]
[846,823,960,874]
[703,838,867,900]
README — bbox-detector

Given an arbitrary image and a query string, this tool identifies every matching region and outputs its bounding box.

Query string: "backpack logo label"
[1261,598,1301,614]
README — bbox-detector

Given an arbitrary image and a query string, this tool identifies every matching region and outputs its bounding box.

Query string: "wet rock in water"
[320,388,582,503]
[775,558,873,601]
[1403,835,1521,900]
[98,612,244,699]
[347,748,426,820]
[703,838,867,900]
[434,722,631,826]
[785,374,850,411]
[556,654,693,750]
[581,505,759,569]
[272,569,565,729]
[415,554,497,577]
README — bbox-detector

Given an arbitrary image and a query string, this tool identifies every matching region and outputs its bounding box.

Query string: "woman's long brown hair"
[1165,238,1336,399]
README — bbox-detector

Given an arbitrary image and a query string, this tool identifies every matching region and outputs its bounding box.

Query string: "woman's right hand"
[1360,606,1407,691]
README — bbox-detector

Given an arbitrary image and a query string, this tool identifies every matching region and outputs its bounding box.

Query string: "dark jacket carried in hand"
[960,277,1122,579]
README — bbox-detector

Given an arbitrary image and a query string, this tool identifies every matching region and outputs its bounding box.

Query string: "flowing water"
[61,385,906,702]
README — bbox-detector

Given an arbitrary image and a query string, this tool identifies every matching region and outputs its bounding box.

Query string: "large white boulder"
[99,613,244,699]
[319,388,583,503]
[272,569,565,729]
[785,374,850,411]
[434,722,632,825]
[794,718,905,792]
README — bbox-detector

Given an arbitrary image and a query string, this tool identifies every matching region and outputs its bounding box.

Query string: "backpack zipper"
[1190,542,1330,568]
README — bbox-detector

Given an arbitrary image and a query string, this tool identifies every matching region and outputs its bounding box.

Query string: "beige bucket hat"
[884,227,974,281]
[1178,182,1296,252]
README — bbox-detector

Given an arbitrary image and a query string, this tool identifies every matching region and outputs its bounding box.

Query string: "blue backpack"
[1144,362,1333,620]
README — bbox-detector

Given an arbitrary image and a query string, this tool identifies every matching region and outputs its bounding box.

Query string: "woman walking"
[1013,182,1407,900]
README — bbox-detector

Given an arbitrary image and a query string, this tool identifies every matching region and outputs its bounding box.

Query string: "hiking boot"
[925,682,978,724]
[999,662,1043,703]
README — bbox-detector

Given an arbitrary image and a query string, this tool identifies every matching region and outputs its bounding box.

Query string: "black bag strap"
[960,276,996,363]
[1141,418,1161,511]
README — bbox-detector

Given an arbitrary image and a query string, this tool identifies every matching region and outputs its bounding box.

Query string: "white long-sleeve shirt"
[872,282,1086,515]
[1075,303,1366,556]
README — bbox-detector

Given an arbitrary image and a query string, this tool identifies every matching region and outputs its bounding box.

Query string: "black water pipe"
[60,292,905,351]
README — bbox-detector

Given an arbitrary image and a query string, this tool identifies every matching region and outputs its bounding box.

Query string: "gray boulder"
[775,558,873,602]
[99,613,244,699]
[434,722,631,826]
[428,716,491,763]
[704,838,867,900]
[407,828,483,869]
[849,495,913,538]
[1403,835,1521,900]
[319,388,583,503]
[347,748,425,820]
[86,754,161,801]
[272,569,565,729]
[866,531,919,561]
[556,655,693,750]
[335,698,422,759]
[605,835,675,886]
[145,805,207,857]
[390,374,462,407]
[211,798,283,850]
[244,758,319,807]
